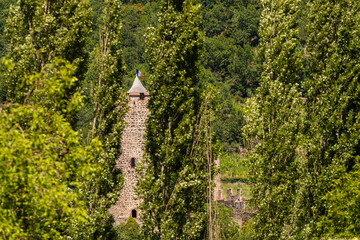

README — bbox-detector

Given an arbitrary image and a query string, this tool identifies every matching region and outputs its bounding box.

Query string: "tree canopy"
[244,0,360,238]
[0,59,102,239]
[137,0,220,238]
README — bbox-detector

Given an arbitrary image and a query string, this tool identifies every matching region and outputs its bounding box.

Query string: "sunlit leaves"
[244,0,360,238]
[5,0,91,105]
[296,0,360,238]
[243,0,304,238]
[137,0,219,239]
[0,61,102,239]
[85,0,127,237]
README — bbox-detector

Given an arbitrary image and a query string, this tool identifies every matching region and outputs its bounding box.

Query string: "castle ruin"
[214,168,253,225]
[216,188,253,225]
[109,75,252,226]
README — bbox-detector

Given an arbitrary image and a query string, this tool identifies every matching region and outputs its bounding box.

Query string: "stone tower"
[109,75,149,225]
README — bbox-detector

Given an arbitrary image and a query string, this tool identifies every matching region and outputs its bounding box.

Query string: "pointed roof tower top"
[127,76,148,93]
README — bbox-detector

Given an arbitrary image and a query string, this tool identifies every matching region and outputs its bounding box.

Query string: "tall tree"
[0,0,15,57]
[5,0,91,112]
[243,0,304,238]
[296,0,360,238]
[0,59,102,239]
[85,0,127,238]
[0,0,16,102]
[137,0,219,238]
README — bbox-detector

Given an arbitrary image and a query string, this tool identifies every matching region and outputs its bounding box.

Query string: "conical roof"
[127,76,148,93]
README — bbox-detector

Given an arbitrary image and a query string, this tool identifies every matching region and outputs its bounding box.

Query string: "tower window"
[140,93,144,100]
[132,209,137,218]
[131,158,136,168]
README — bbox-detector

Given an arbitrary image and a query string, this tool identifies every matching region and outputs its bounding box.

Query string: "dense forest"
[1,0,359,239]
[0,0,261,153]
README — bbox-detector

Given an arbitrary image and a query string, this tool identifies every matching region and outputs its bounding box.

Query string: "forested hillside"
[0,0,15,101]
[0,0,258,238]
[0,0,260,152]
[80,0,262,153]
[0,0,15,57]
[2,0,359,239]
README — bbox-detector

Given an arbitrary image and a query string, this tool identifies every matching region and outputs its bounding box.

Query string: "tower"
[109,75,149,224]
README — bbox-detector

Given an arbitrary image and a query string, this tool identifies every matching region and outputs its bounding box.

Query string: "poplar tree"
[85,0,127,237]
[137,0,218,238]
[5,0,91,111]
[0,59,102,239]
[296,0,360,238]
[243,0,303,238]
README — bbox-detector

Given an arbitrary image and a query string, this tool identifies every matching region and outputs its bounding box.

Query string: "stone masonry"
[213,159,253,225]
[109,76,149,225]
[109,75,252,226]
[216,188,253,226]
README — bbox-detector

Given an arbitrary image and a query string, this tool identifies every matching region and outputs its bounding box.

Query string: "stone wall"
[216,188,253,226]
[213,158,222,201]
[109,91,253,226]
[109,93,149,225]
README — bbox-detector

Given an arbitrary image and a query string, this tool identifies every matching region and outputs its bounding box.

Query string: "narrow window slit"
[132,209,137,218]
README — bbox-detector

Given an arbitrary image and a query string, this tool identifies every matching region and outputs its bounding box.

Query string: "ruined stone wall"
[217,188,253,226]
[213,158,222,201]
[108,91,253,226]
[109,93,149,225]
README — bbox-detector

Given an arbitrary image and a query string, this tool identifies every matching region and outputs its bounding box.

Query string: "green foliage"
[0,0,16,102]
[87,0,159,90]
[219,101,241,148]
[243,0,304,238]
[0,104,99,239]
[213,202,255,240]
[3,58,83,121]
[220,153,252,200]
[213,87,245,153]
[25,59,84,122]
[88,0,106,50]
[317,162,360,238]
[244,0,360,238]
[295,0,360,238]
[114,217,141,240]
[1,0,262,153]
[0,58,12,102]
[0,59,102,239]
[91,0,127,142]
[201,0,262,98]
[76,53,96,142]
[220,153,249,179]
[85,0,128,237]
[200,0,262,153]
[5,0,92,105]
[137,0,219,238]
[120,2,158,87]
[213,203,241,240]
[238,220,256,240]
[0,0,15,57]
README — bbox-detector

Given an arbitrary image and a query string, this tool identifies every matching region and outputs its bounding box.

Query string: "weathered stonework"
[109,91,150,225]
[109,76,252,226]
[213,157,253,225]
[213,158,222,201]
[216,188,253,226]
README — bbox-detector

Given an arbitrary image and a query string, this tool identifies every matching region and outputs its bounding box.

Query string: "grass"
[220,153,249,179]
[220,181,251,200]
[219,153,252,200]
